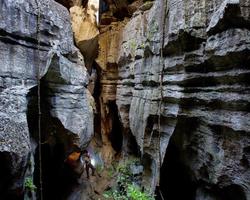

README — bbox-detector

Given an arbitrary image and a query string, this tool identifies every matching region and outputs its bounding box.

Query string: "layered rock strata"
[96,21,126,163]
[98,0,250,198]
[0,0,93,198]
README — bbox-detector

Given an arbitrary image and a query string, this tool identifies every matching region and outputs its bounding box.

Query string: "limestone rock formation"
[97,0,250,198]
[70,0,99,72]
[1,0,250,199]
[0,0,93,198]
[95,20,126,163]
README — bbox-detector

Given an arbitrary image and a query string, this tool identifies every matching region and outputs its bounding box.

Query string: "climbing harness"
[35,1,43,199]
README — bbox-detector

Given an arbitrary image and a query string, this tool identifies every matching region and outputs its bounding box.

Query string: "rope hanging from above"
[35,0,43,199]
[157,0,168,188]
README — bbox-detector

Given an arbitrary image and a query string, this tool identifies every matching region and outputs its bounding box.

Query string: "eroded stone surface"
[0,0,93,198]
[70,0,99,71]
[111,0,250,197]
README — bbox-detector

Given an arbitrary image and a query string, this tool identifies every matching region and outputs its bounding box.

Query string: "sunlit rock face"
[95,0,148,164]
[101,0,250,198]
[0,0,93,198]
[95,20,126,163]
[70,0,100,72]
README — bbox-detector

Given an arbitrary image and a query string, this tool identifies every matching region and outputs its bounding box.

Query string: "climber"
[82,150,95,179]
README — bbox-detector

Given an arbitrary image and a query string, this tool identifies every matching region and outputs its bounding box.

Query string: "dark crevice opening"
[156,118,198,200]
[156,118,248,200]
[26,78,81,200]
[126,131,140,156]
[219,184,247,200]
[157,137,197,200]
[0,152,24,200]
[108,101,123,153]
[144,115,157,147]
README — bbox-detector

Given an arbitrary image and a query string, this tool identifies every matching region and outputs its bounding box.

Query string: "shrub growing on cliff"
[24,177,37,191]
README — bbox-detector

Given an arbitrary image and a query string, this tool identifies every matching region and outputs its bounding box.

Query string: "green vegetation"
[130,40,137,56]
[139,43,145,49]
[127,184,154,200]
[24,177,36,191]
[103,158,154,200]
[103,184,153,200]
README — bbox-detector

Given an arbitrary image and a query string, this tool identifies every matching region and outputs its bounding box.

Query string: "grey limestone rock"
[116,0,250,197]
[0,0,93,198]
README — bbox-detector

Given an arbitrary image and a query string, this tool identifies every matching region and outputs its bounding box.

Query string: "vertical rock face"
[106,0,250,198]
[70,0,99,71]
[0,0,93,198]
[1,0,250,199]
[96,20,126,162]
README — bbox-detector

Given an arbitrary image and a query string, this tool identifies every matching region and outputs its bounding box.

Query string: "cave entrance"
[107,101,123,153]
[156,118,197,200]
[26,78,79,200]
[157,137,196,200]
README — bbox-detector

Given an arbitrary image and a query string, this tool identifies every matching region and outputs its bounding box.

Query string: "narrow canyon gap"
[0,0,249,200]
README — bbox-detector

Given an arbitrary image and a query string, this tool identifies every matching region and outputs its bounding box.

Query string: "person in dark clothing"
[82,150,95,179]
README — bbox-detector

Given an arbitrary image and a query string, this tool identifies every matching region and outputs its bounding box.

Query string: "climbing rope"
[157,0,168,186]
[35,1,43,200]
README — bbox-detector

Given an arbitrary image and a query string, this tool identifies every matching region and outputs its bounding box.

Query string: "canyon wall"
[0,0,93,198]
[98,0,250,199]
[0,0,249,199]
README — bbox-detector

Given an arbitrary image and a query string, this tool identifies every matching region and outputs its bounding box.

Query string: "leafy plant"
[103,190,128,200]
[103,157,154,200]
[130,40,137,57]
[24,177,37,191]
[127,184,154,200]
[103,182,153,200]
